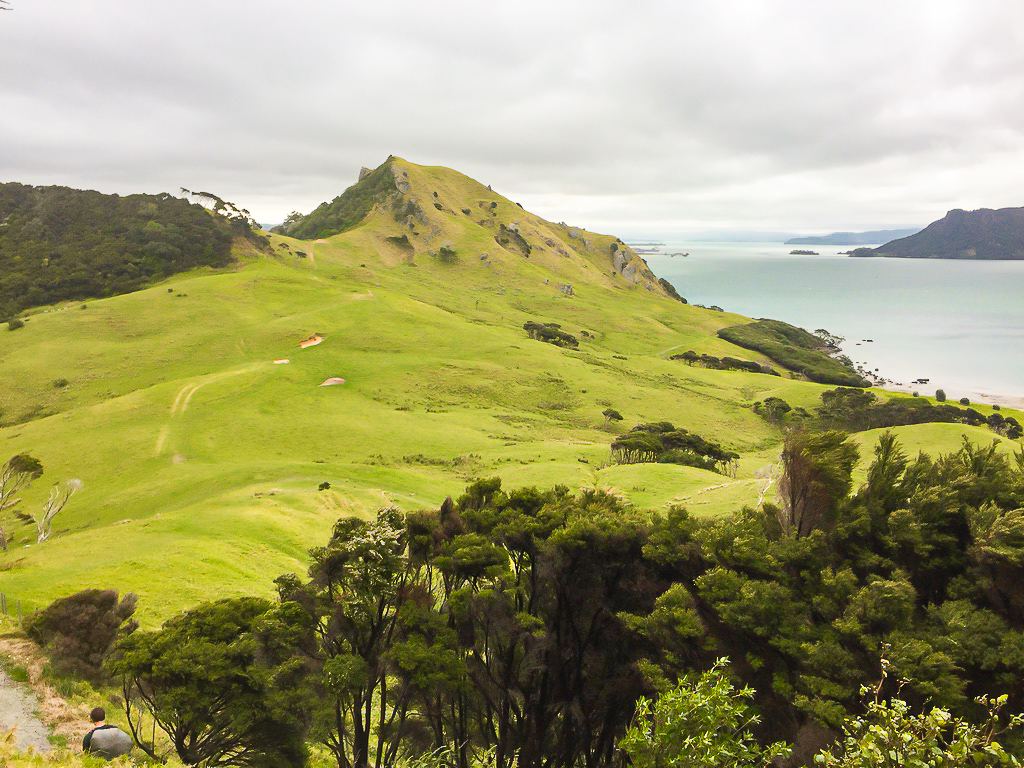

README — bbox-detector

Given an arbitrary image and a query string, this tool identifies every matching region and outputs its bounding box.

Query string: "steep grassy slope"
[0,158,1018,625]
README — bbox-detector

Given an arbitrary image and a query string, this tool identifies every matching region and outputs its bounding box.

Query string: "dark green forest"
[32,433,1024,767]
[0,182,256,319]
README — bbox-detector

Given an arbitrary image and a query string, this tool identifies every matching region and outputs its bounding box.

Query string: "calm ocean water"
[643,242,1024,406]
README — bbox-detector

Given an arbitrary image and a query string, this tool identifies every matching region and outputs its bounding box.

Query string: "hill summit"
[851,206,1024,259]
[272,156,672,295]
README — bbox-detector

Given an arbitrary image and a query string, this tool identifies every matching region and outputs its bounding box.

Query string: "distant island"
[789,249,818,255]
[850,206,1024,259]
[785,228,920,245]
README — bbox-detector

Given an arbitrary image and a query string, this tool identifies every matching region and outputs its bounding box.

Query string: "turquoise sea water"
[644,242,1024,405]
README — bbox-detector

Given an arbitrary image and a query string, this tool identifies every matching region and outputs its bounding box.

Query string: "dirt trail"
[0,667,52,754]
[157,365,263,457]
[0,635,86,755]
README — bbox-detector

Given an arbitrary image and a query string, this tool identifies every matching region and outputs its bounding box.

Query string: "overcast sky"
[2,1,1023,237]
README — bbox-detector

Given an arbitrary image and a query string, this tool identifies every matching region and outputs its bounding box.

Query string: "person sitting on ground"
[82,707,133,759]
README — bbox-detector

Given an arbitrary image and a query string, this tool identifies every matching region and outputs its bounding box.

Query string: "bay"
[643,242,1024,407]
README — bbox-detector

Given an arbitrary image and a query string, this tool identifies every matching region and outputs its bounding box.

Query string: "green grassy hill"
[1,158,1018,625]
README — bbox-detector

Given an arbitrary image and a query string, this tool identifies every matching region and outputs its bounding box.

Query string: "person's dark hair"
[90,707,105,723]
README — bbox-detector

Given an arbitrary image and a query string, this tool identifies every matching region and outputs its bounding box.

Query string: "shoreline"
[844,350,1023,412]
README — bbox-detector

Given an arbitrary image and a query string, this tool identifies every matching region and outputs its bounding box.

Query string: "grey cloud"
[1,0,1022,233]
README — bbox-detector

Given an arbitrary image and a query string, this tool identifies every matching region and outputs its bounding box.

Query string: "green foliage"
[1,452,44,551]
[612,421,739,474]
[276,508,411,768]
[672,350,778,376]
[24,589,137,682]
[610,423,741,473]
[272,162,397,239]
[7,318,24,330]
[753,396,793,425]
[818,387,1018,438]
[936,389,947,402]
[113,597,310,767]
[437,243,457,263]
[0,182,245,317]
[815,677,1023,766]
[658,277,687,303]
[619,659,791,768]
[602,407,623,422]
[522,320,579,349]
[717,319,869,387]
[778,430,858,537]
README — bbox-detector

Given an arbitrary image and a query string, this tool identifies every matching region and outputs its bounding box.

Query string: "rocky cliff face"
[851,206,1024,259]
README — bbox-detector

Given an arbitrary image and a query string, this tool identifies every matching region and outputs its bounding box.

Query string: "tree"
[0,453,43,551]
[619,659,790,768]
[276,508,413,768]
[756,396,792,425]
[936,389,947,402]
[777,430,857,537]
[35,478,82,542]
[114,597,310,767]
[602,407,623,423]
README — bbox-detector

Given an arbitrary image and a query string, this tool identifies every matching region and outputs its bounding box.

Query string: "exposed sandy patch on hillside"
[300,334,323,348]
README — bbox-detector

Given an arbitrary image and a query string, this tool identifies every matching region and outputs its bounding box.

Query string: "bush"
[935,389,946,402]
[437,243,457,263]
[53,378,69,388]
[24,589,138,682]
[7,319,24,331]
[959,397,971,405]
[620,659,790,768]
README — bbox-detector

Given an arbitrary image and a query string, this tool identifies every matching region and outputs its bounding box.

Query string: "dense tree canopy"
[29,429,1019,767]
[0,183,260,319]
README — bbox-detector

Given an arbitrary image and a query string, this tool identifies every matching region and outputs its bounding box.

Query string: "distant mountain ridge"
[785,228,920,245]
[851,207,1024,259]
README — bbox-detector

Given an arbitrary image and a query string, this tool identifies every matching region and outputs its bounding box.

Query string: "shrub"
[935,389,946,402]
[319,481,331,491]
[437,244,457,263]
[523,321,579,349]
[7,319,24,331]
[620,659,790,768]
[53,378,69,388]
[24,589,138,682]
[959,397,971,405]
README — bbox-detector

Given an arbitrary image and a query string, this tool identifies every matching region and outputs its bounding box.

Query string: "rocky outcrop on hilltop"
[275,157,670,295]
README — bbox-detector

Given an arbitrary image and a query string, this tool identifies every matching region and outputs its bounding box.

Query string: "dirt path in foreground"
[0,635,91,753]
[0,665,52,753]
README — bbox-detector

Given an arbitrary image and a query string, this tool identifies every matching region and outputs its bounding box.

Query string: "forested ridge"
[0,182,259,319]
[24,432,1024,767]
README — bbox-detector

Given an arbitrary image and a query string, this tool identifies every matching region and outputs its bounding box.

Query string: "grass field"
[1,158,1019,625]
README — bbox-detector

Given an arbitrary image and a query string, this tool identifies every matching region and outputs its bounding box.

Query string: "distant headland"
[850,206,1024,259]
